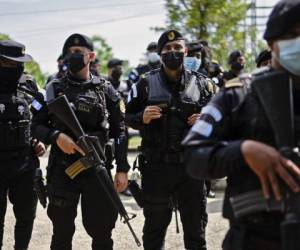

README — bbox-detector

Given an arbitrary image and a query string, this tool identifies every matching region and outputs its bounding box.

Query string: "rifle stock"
[48,95,141,247]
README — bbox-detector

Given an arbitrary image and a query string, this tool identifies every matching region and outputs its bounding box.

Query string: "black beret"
[146,42,158,51]
[264,0,300,40]
[62,33,94,57]
[255,49,272,67]
[228,50,243,65]
[157,29,184,55]
[0,40,32,62]
[107,58,123,68]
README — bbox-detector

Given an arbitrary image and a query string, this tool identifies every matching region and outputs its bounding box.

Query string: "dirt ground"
[2,152,228,250]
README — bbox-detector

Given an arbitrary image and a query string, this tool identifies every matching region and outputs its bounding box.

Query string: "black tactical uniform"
[0,40,39,250]
[183,71,283,249]
[126,63,215,249]
[31,34,129,250]
[32,73,129,250]
[184,1,300,249]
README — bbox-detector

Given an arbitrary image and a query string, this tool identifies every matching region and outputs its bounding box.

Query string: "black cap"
[107,58,123,68]
[264,0,300,40]
[62,33,94,57]
[0,40,32,62]
[199,40,209,47]
[228,50,243,65]
[147,42,158,52]
[187,41,203,54]
[157,29,184,55]
[255,49,272,67]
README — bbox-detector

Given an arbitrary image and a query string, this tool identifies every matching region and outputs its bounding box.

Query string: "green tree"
[91,35,132,77]
[0,33,46,87]
[91,35,114,75]
[156,0,252,69]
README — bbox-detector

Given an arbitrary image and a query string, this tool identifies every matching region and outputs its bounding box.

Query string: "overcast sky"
[0,0,166,73]
[0,0,277,74]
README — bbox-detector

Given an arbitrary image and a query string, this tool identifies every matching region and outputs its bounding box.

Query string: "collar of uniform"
[159,66,185,92]
[66,72,94,86]
[107,76,120,90]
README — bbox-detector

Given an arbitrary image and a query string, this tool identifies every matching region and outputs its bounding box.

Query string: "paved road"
[2,152,228,250]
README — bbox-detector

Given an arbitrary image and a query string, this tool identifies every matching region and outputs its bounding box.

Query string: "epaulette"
[91,75,108,87]
[225,77,244,88]
[147,68,160,75]
[251,66,273,77]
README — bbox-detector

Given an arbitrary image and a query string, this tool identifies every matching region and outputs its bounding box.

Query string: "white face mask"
[278,36,300,76]
[147,52,161,64]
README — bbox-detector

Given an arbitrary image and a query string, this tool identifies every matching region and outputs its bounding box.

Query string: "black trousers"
[0,165,37,250]
[141,163,207,250]
[47,163,118,250]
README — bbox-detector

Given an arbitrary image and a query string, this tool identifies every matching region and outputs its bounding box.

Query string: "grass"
[128,136,141,150]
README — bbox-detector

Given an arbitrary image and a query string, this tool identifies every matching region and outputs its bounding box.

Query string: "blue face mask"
[278,36,300,76]
[184,57,201,71]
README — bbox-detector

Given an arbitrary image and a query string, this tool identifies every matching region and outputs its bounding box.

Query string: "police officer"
[255,49,272,68]
[127,42,161,86]
[126,30,216,250]
[90,57,100,76]
[0,40,45,250]
[107,58,130,99]
[222,50,245,83]
[46,54,67,84]
[183,1,300,249]
[31,33,129,250]
[106,58,132,196]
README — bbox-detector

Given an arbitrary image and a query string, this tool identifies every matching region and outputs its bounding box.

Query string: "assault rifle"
[48,95,141,247]
[230,71,300,250]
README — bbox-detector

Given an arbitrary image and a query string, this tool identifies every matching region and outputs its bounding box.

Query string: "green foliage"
[0,33,9,40]
[156,0,254,70]
[91,35,132,77]
[91,35,114,75]
[0,33,46,88]
[24,61,46,87]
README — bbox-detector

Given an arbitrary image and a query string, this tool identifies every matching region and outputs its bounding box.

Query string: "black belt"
[144,151,184,164]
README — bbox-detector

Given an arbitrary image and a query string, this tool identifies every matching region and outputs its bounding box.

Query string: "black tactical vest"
[143,70,205,153]
[47,76,109,138]
[0,90,31,158]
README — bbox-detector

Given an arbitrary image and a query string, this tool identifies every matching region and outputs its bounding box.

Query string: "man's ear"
[267,40,274,50]
[184,47,188,57]
[89,52,96,61]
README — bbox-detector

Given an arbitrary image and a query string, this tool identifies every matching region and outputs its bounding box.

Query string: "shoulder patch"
[119,99,126,113]
[207,79,215,93]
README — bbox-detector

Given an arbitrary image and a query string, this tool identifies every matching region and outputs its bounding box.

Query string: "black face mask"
[161,51,184,70]
[111,69,122,81]
[0,66,24,92]
[66,53,86,74]
[231,62,244,71]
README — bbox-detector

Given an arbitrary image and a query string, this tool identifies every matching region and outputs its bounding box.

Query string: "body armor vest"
[48,77,109,138]
[143,70,203,153]
[0,91,31,157]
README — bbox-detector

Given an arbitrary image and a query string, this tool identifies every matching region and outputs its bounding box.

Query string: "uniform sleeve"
[125,77,148,130]
[105,84,130,173]
[30,91,59,145]
[182,88,248,180]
